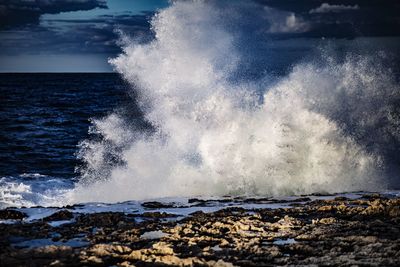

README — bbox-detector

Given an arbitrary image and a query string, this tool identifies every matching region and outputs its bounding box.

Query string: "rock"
[86,255,103,264]
[89,244,132,256]
[361,200,385,216]
[336,203,348,213]
[76,212,127,227]
[312,217,337,225]
[127,250,143,261]
[141,201,175,209]
[291,197,312,202]
[388,205,400,217]
[152,242,174,255]
[43,210,73,221]
[276,215,303,229]
[155,255,184,265]
[361,193,382,200]
[211,259,236,266]
[140,212,178,218]
[1,194,400,266]
[219,239,230,247]
[117,261,135,267]
[317,205,333,212]
[345,235,378,243]
[0,209,27,220]
[32,245,73,258]
[334,196,349,201]
[296,233,317,241]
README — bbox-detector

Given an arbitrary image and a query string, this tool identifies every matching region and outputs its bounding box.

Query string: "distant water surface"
[0,73,131,178]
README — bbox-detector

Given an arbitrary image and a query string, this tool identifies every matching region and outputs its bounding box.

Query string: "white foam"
[0,175,73,208]
[140,230,168,240]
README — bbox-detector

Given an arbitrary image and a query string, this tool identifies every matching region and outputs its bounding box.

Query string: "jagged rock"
[86,255,103,264]
[312,217,337,225]
[1,194,400,266]
[139,211,178,218]
[0,209,27,220]
[32,245,73,258]
[318,205,333,212]
[89,244,132,257]
[152,242,174,255]
[43,210,73,221]
[141,201,175,209]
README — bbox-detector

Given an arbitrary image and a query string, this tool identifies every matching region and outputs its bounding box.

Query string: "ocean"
[0,73,144,207]
[0,73,129,178]
[1,1,400,209]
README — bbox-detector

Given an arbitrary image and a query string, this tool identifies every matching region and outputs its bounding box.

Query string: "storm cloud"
[254,0,400,37]
[0,12,153,56]
[0,0,107,28]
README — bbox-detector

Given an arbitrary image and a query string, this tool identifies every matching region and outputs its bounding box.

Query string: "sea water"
[1,0,400,208]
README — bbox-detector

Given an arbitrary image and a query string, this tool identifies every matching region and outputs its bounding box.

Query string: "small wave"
[19,173,48,178]
[0,175,74,208]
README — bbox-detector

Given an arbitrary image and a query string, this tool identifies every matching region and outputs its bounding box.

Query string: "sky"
[0,0,399,72]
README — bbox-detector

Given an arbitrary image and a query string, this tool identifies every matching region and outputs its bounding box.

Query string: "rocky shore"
[1,193,400,266]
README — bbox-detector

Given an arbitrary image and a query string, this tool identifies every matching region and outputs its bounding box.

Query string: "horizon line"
[0,72,116,74]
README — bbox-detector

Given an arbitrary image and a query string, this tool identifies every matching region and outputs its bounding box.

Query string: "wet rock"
[291,197,312,203]
[89,244,132,256]
[334,196,349,201]
[209,259,236,266]
[139,212,179,218]
[43,210,73,221]
[1,193,400,266]
[76,212,127,227]
[387,204,400,217]
[309,192,335,196]
[142,201,175,209]
[361,193,383,200]
[241,197,271,203]
[0,209,27,220]
[317,205,333,212]
[33,245,74,258]
[312,217,337,225]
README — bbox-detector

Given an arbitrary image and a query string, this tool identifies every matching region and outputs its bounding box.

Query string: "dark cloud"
[0,12,153,55]
[253,0,400,38]
[0,0,107,28]
[50,12,153,29]
[52,12,154,53]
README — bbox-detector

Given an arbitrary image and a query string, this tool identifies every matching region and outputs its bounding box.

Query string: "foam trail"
[69,0,399,203]
[0,174,73,208]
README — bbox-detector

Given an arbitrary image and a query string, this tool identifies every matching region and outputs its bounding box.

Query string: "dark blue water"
[0,73,139,179]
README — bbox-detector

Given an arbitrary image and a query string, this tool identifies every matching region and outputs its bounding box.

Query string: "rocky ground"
[1,193,400,266]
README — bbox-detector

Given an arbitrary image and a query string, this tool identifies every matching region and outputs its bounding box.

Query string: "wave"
[0,174,73,208]
[67,0,399,204]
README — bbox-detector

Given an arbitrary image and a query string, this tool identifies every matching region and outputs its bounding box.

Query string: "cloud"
[0,12,154,55]
[264,7,310,34]
[254,0,400,38]
[309,3,359,14]
[0,0,107,28]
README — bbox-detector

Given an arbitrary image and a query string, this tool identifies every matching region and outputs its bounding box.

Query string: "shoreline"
[1,193,399,266]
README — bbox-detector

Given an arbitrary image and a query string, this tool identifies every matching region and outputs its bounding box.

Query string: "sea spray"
[69,0,399,203]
